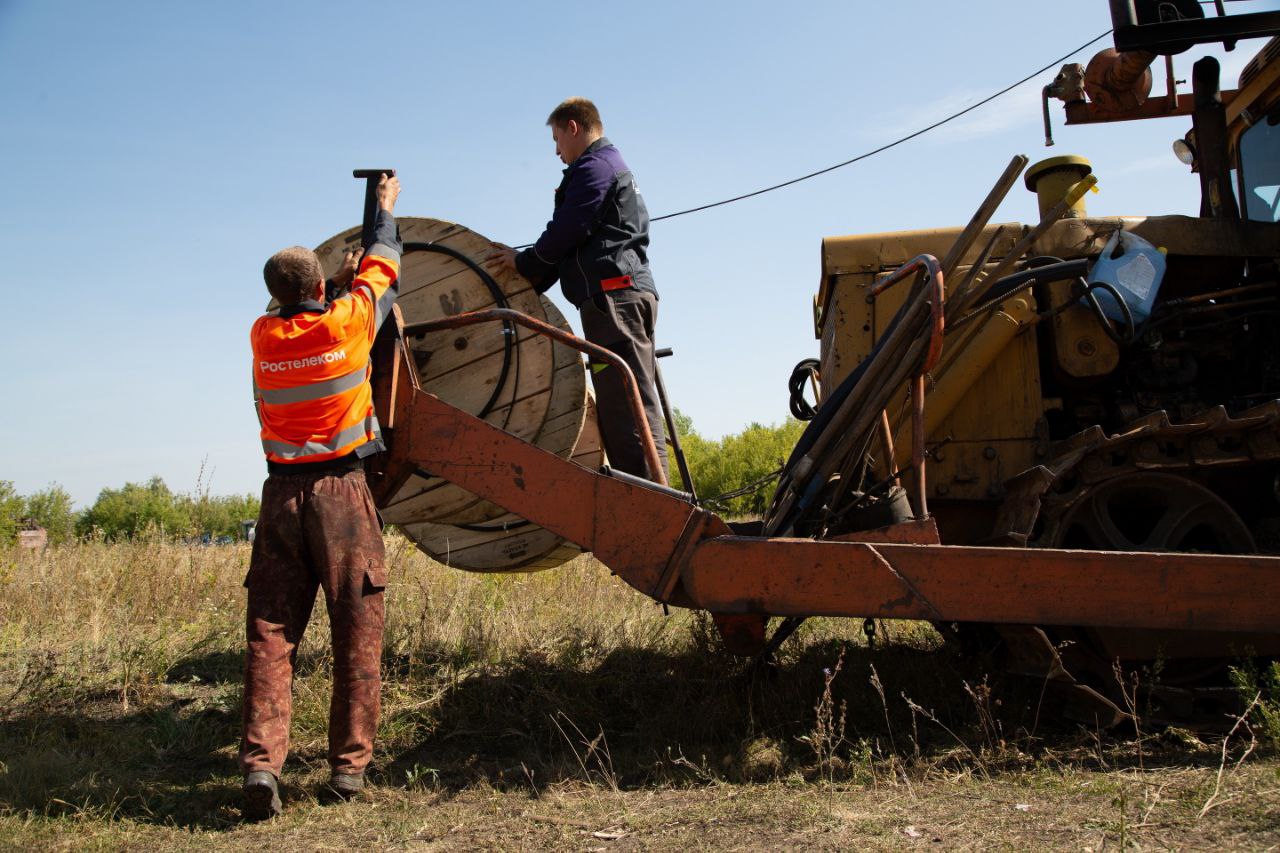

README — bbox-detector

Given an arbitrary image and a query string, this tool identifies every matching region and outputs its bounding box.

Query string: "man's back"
[251,226,399,469]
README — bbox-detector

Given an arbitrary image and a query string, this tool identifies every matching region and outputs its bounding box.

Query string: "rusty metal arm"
[381,333,1280,634]
[1063,92,1240,125]
[386,378,721,604]
[679,536,1280,634]
[403,308,668,486]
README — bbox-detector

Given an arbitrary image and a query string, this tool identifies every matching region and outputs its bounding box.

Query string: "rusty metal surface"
[1083,48,1157,114]
[389,383,724,602]
[680,537,1279,633]
[378,336,1280,638]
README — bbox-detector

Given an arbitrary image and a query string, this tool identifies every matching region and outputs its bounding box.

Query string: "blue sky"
[2,0,1276,506]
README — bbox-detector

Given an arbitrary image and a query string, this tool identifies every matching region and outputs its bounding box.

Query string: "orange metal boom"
[370,309,1280,637]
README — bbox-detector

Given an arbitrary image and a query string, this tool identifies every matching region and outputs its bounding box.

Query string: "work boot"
[242,770,282,821]
[327,770,365,800]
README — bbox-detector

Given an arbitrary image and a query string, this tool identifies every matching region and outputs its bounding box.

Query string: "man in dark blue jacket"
[491,97,668,481]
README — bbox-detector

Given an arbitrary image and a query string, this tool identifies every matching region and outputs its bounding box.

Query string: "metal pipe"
[599,465,694,503]
[959,175,1098,312]
[911,374,928,519]
[868,255,946,520]
[1192,56,1241,220]
[653,348,697,501]
[1161,282,1277,308]
[878,410,899,488]
[404,308,669,486]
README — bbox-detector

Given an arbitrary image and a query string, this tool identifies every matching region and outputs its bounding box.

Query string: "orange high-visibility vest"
[251,246,401,467]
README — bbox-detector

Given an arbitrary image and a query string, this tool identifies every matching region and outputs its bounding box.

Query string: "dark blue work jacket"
[516,137,658,308]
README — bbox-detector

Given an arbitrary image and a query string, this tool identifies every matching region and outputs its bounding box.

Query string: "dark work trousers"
[579,288,669,481]
[239,468,386,778]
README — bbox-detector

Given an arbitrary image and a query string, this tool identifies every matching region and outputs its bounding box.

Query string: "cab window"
[1240,107,1280,223]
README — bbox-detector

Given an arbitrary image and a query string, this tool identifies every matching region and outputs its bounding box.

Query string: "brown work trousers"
[239,468,386,778]
[580,288,669,481]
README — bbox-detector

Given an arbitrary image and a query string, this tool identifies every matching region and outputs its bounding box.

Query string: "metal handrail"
[403,308,669,486]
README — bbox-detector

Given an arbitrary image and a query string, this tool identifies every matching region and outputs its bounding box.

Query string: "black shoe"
[243,770,282,821]
[327,771,365,800]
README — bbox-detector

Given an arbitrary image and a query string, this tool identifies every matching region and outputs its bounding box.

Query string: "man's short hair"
[263,246,324,305]
[547,97,603,134]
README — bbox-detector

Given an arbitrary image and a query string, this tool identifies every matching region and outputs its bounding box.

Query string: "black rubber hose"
[778,295,910,479]
[788,358,822,421]
[1082,280,1137,344]
[401,241,514,419]
[985,258,1089,303]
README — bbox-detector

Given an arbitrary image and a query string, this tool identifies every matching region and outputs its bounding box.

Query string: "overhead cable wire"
[511,30,1112,248]
[648,30,1113,223]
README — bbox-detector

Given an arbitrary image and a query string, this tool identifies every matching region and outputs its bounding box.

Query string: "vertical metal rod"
[878,410,900,488]
[654,348,697,501]
[912,374,929,520]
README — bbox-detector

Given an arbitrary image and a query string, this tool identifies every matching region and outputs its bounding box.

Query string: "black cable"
[647,30,1113,224]
[701,467,784,511]
[788,358,822,421]
[513,30,1113,248]
[401,241,516,421]
[1083,280,1138,344]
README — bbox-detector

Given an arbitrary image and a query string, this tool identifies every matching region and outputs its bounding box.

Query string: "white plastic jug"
[1086,231,1167,325]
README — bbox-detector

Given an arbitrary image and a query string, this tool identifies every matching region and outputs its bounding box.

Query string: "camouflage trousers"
[239,468,386,777]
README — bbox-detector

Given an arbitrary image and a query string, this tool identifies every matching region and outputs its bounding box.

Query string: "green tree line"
[3,414,804,542]
[669,411,805,516]
[0,477,259,544]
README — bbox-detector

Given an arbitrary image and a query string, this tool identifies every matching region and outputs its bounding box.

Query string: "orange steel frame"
[368,307,1280,639]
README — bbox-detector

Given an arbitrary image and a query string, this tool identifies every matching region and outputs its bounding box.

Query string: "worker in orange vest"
[240,173,401,821]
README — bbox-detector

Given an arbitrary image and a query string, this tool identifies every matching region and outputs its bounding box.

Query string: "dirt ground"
[3,762,1279,850]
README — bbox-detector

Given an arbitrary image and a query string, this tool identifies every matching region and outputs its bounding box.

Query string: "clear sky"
[2,0,1277,506]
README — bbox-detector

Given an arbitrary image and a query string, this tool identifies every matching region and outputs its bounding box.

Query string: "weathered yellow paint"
[816,223,1043,508]
[814,212,1280,509]
[1024,155,1093,219]
[1048,278,1120,379]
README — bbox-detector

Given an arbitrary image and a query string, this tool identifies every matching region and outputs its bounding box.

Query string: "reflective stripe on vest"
[257,364,369,406]
[261,414,382,460]
[338,282,398,334]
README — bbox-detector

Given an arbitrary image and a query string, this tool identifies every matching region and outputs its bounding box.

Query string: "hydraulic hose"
[787,358,822,421]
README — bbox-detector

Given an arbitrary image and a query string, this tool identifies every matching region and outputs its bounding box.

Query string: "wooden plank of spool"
[378,295,581,526]
[315,217,556,525]
[436,297,589,524]
[403,394,605,573]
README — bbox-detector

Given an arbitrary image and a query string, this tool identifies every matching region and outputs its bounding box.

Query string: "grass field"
[1,539,1278,850]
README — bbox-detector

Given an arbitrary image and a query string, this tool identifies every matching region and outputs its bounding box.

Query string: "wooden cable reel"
[313,217,603,572]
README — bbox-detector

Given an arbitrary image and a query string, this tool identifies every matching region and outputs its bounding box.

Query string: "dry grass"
[1,539,1278,849]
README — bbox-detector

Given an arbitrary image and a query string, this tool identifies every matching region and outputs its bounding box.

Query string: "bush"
[188,491,260,540]
[0,481,78,545]
[1231,660,1280,750]
[75,476,260,541]
[669,412,805,516]
[22,485,77,545]
[0,481,23,544]
[76,477,194,541]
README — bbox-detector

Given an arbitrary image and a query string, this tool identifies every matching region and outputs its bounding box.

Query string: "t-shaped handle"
[353,169,396,250]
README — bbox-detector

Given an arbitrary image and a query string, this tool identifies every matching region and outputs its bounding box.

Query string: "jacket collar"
[276,299,325,319]
[565,136,611,175]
